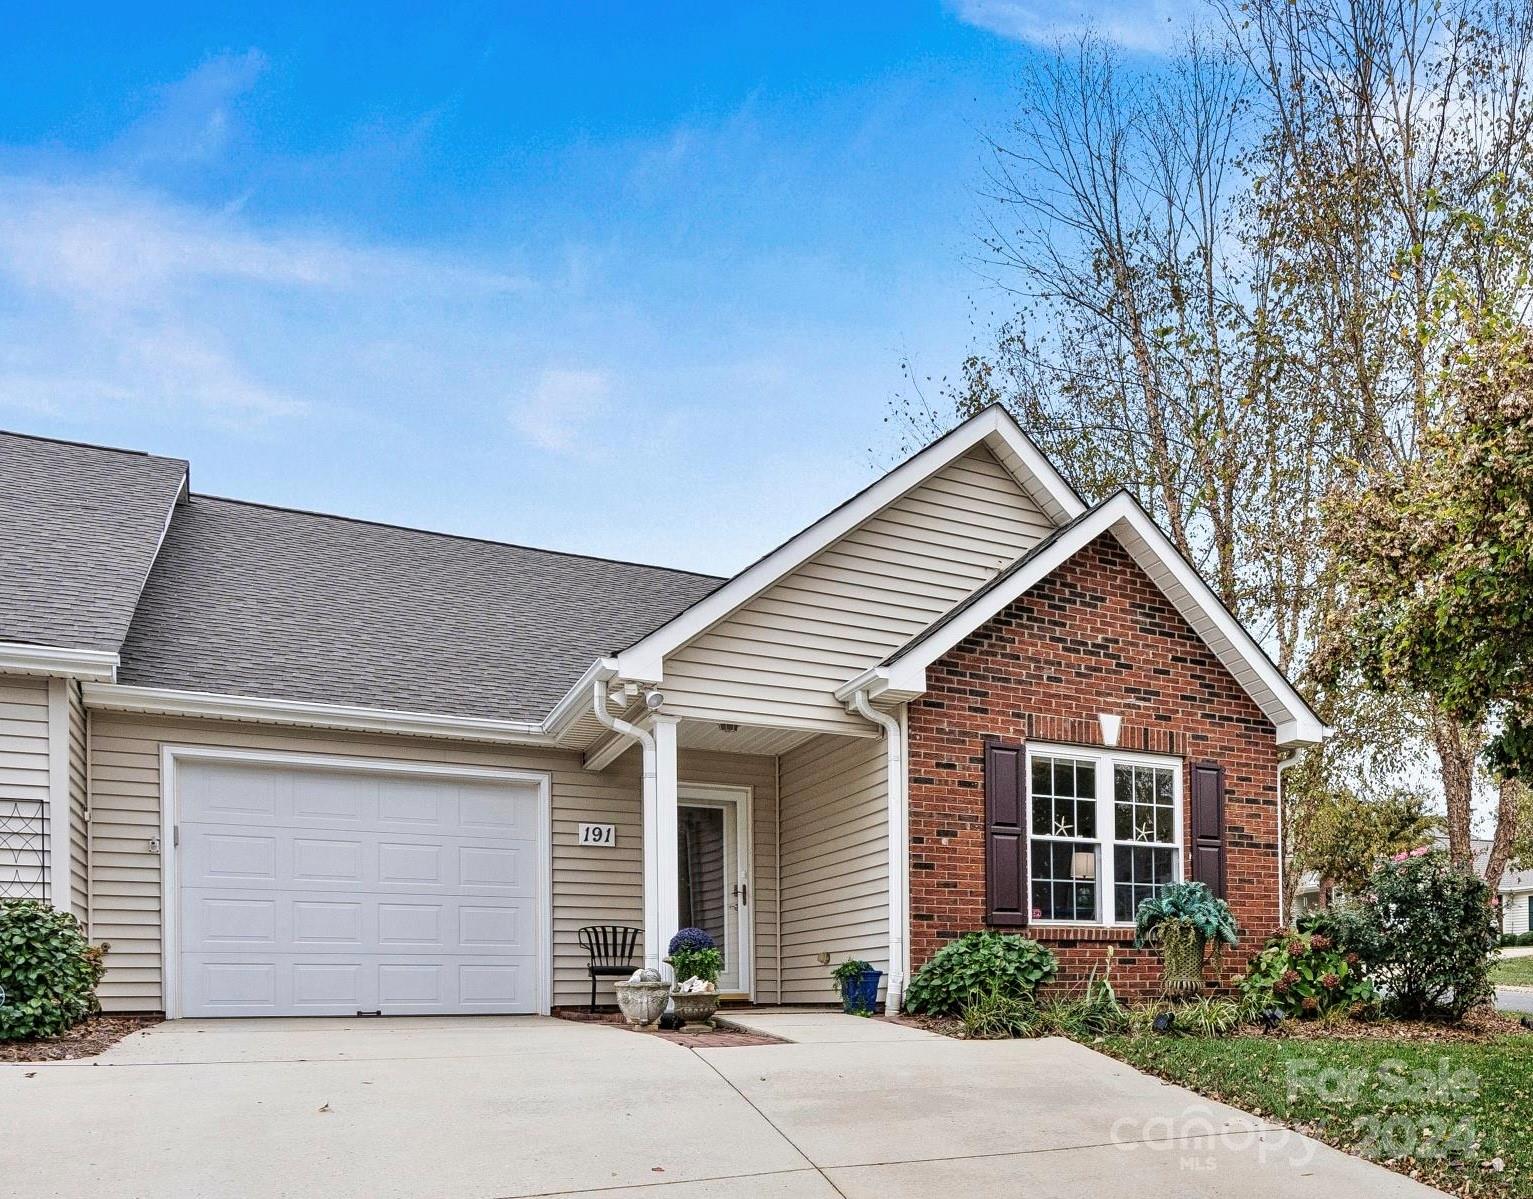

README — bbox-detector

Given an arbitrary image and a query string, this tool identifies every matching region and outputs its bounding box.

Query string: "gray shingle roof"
[0,432,187,652]
[117,495,723,722]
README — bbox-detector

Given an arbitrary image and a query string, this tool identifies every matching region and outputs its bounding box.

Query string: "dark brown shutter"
[985,741,1028,926]
[1189,761,1226,899]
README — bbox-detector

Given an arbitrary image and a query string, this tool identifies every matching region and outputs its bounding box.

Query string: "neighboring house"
[0,407,1323,1017]
[1500,868,1533,936]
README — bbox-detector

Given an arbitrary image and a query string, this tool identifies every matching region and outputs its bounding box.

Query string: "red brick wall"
[905,531,1281,1002]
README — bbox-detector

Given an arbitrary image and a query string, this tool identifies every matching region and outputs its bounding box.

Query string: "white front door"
[677,785,751,995]
[172,755,547,1018]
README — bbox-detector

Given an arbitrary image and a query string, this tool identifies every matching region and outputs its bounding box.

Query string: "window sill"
[1026,925,1139,943]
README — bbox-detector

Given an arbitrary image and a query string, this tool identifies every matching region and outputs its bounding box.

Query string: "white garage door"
[173,756,546,1018]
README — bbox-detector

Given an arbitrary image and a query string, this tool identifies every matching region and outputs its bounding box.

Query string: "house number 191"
[578,823,616,847]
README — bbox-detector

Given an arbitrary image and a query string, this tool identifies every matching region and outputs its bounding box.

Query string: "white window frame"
[1024,744,1184,928]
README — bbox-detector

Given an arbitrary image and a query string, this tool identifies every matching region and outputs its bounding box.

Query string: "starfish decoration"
[1053,813,1072,837]
[1135,820,1154,843]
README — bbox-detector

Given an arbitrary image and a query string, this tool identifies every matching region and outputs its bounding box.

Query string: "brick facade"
[906,532,1281,1001]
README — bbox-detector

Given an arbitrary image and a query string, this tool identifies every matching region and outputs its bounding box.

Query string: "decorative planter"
[839,969,883,1015]
[614,978,671,1027]
[1158,921,1207,994]
[669,989,721,1032]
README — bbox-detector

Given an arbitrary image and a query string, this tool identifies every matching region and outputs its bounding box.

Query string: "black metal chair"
[577,925,642,1011]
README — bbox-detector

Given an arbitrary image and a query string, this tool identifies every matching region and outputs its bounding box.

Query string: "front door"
[677,786,750,994]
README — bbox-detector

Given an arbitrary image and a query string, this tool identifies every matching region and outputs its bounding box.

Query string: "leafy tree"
[1294,789,1439,899]
[1326,310,1533,887]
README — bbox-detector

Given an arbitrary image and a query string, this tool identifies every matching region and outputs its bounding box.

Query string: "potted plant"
[831,959,882,1015]
[1133,881,1238,994]
[665,927,724,1031]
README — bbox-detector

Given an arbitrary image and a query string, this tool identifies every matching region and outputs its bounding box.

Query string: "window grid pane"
[1030,756,1097,840]
[1113,763,1176,922]
[1030,839,1098,922]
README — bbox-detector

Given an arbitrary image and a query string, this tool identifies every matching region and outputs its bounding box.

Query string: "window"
[1027,748,1181,925]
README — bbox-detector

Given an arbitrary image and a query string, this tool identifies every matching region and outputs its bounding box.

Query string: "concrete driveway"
[0,1012,1445,1199]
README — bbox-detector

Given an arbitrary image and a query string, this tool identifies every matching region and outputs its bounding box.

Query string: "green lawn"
[1492,956,1533,987]
[1097,1033,1533,1198]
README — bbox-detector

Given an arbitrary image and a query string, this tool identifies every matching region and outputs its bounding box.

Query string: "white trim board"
[840,491,1327,748]
[0,642,118,682]
[610,406,1086,683]
[158,744,553,1020]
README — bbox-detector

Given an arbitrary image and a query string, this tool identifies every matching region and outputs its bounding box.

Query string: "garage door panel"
[176,759,544,1018]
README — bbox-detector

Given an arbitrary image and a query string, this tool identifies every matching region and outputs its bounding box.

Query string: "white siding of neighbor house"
[658,446,1054,735]
[1505,889,1533,936]
[85,712,779,1012]
[777,732,888,1003]
[0,675,50,901]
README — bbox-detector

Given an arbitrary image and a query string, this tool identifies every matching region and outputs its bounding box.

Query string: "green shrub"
[903,931,1057,1015]
[959,986,1035,1039]
[0,900,105,1040]
[1238,930,1376,1020]
[1296,902,1385,966]
[1362,851,1498,1020]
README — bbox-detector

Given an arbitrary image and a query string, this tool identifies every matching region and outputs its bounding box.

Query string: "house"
[1500,867,1533,936]
[0,406,1324,1017]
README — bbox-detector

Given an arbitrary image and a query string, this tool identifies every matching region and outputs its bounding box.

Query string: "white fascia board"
[866,492,1327,748]
[81,683,557,746]
[0,642,119,681]
[614,406,1085,681]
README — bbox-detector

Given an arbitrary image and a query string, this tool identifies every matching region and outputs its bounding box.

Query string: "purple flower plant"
[668,927,716,955]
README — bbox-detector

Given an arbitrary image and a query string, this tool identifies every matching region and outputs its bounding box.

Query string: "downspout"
[84,702,94,941]
[847,690,906,1014]
[1276,746,1305,926]
[590,677,661,969]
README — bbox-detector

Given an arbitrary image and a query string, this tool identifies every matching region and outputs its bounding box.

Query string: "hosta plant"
[1238,930,1376,1020]
[0,900,106,1041]
[1133,882,1238,994]
[903,931,1057,1015]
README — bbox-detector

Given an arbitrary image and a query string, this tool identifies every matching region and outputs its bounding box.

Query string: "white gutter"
[82,683,554,746]
[847,689,907,1014]
[0,642,118,682]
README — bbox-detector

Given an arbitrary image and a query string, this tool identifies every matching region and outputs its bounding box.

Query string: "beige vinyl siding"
[777,732,888,1002]
[659,447,1052,733]
[67,680,88,920]
[86,712,779,1012]
[0,674,50,900]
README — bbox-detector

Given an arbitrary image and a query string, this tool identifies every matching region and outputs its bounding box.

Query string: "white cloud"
[510,368,613,455]
[949,0,1190,52]
[0,176,533,428]
[114,50,269,166]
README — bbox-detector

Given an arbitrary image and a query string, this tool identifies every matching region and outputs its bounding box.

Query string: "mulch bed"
[554,1008,787,1047]
[1268,1006,1530,1044]
[1,1015,162,1062]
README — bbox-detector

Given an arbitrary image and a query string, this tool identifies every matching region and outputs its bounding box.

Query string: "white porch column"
[642,714,681,972]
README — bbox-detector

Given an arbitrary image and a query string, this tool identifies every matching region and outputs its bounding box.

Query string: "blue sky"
[0,2,1179,574]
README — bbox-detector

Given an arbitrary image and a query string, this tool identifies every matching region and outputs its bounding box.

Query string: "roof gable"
[0,431,187,659]
[841,490,1326,747]
[613,405,1084,684]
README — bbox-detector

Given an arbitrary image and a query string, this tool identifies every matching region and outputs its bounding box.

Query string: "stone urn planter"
[613,969,670,1027]
[669,986,721,1032]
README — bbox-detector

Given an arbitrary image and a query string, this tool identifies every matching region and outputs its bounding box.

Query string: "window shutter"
[1189,761,1226,899]
[984,741,1028,926]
